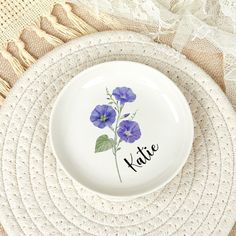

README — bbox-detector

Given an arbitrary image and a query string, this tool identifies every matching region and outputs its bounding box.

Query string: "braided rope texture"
[0,31,235,235]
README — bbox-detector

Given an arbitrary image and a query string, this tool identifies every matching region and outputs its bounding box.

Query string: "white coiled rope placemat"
[0,31,235,236]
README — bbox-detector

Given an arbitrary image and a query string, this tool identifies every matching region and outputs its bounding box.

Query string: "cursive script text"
[124,144,159,172]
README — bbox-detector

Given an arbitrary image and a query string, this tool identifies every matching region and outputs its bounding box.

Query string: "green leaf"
[95,135,114,153]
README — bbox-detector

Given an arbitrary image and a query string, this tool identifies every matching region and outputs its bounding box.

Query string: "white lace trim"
[219,0,236,22]
[73,0,236,79]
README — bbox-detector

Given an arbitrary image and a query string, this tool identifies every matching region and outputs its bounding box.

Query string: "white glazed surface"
[50,61,194,197]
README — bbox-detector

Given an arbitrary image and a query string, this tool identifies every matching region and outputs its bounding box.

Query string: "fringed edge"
[30,24,63,46]
[0,1,100,105]
[0,76,11,106]
[93,11,125,30]
[14,39,36,67]
[60,3,97,34]
[0,77,11,97]
[43,15,81,40]
[0,47,25,77]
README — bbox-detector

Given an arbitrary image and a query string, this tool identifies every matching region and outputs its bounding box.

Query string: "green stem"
[109,126,115,132]
[106,88,118,107]
[112,103,124,183]
[106,88,124,183]
[117,139,122,150]
[114,105,123,141]
[114,151,122,183]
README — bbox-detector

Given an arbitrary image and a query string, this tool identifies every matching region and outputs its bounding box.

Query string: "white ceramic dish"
[49,61,194,198]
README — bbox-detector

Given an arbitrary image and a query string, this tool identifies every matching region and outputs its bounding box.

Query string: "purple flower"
[117,120,141,143]
[90,105,116,128]
[112,87,136,104]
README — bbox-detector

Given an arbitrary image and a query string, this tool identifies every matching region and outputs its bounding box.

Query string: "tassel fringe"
[0,77,11,98]
[14,40,36,67]
[0,1,102,104]
[61,3,97,34]
[31,24,63,46]
[94,11,125,30]
[0,77,9,104]
[0,48,25,77]
[44,15,81,40]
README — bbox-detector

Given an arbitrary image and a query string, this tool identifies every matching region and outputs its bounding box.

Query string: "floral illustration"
[90,105,116,128]
[117,120,141,143]
[90,87,141,182]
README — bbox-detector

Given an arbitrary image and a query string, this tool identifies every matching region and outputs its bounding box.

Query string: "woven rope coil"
[0,31,235,236]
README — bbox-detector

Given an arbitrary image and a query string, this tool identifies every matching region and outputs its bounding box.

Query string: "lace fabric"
[76,0,236,55]
[76,0,236,106]
[219,0,236,24]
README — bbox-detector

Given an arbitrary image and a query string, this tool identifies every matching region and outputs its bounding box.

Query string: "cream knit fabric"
[0,0,63,44]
